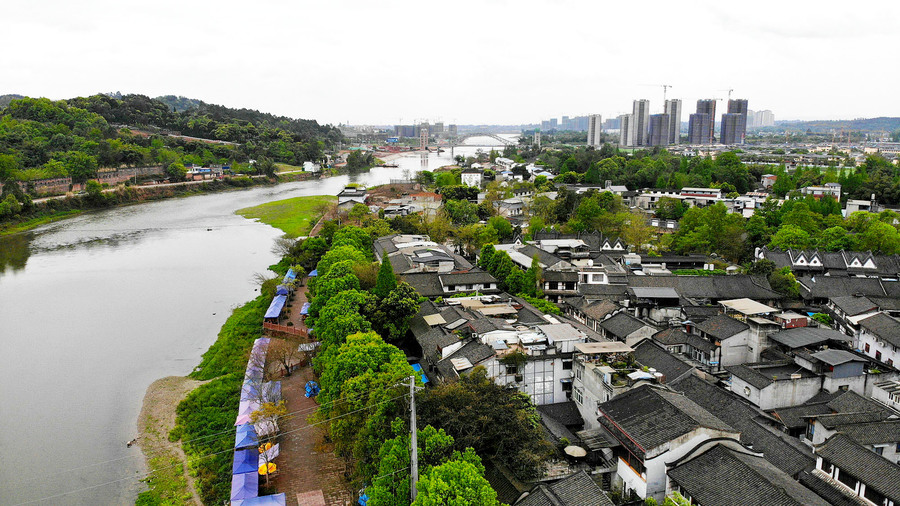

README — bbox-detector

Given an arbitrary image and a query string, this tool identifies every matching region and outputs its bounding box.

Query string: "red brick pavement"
[269,277,357,506]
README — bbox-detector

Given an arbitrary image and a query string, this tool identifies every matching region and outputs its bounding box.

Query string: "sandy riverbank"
[136,376,208,505]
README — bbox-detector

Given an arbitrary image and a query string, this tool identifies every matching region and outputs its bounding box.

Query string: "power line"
[10,392,410,506]
[3,380,400,489]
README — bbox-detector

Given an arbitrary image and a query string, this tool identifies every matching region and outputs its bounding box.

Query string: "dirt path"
[137,376,208,505]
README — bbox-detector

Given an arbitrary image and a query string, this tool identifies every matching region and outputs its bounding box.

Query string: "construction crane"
[637,83,673,103]
[719,88,734,101]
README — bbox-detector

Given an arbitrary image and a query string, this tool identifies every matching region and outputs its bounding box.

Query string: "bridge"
[453,133,516,146]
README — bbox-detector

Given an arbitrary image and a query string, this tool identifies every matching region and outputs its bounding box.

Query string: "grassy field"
[274,162,304,173]
[236,195,336,237]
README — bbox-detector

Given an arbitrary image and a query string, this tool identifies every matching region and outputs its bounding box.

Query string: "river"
[0,136,515,505]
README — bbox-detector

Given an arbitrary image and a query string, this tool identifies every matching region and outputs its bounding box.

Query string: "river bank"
[136,376,208,506]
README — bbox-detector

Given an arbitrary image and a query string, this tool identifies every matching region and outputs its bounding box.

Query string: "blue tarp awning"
[233,493,287,506]
[264,295,287,319]
[411,363,430,384]
[275,285,289,295]
[308,269,318,277]
[233,449,258,474]
[231,471,259,501]
[235,423,258,449]
[241,380,260,402]
[283,268,297,283]
[300,302,311,315]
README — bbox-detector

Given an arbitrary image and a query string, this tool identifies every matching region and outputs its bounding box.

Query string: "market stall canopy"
[300,302,311,315]
[242,380,261,402]
[283,268,297,283]
[264,295,287,319]
[230,471,258,501]
[232,493,287,506]
[239,399,260,416]
[233,449,259,474]
[275,285,289,296]
[308,269,318,277]
[411,363,430,384]
[235,424,258,449]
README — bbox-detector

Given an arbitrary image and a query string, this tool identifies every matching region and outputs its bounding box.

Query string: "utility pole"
[409,375,419,503]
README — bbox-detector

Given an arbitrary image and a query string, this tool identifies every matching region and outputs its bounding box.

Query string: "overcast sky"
[4,0,898,126]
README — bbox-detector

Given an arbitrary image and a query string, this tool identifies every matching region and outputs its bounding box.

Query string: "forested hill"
[0,94,25,109]
[154,95,203,112]
[777,117,900,135]
[0,94,343,184]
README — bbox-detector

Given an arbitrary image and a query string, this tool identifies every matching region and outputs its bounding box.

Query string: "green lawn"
[236,195,335,237]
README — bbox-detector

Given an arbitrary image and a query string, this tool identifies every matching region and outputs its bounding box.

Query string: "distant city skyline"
[3,0,898,126]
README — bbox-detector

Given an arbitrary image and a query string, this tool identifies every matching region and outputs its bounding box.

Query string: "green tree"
[366,282,421,343]
[478,244,496,270]
[412,459,501,506]
[419,367,551,480]
[444,199,479,225]
[523,255,542,297]
[769,266,800,299]
[166,162,187,181]
[506,269,525,295]
[65,151,98,182]
[768,224,812,250]
[817,226,856,251]
[488,216,513,241]
[374,260,398,299]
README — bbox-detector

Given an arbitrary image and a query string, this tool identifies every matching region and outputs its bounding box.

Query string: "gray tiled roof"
[694,314,749,339]
[835,420,900,445]
[767,327,852,349]
[599,312,653,339]
[632,339,695,382]
[797,275,888,299]
[814,411,892,429]
[537,401,584,427]
[582,299,620,321]
[770,403,834,430]
[859,312,900,348]
[830,295,879,316]
[797,470,870,506]
[810,349,866,366]
[668,444,829,506]
[652,327,716,352]
[815,433,900,502]
[515,470,613,506]
[827,390,894,416]
[598,384,735,452]
[727,362,816,390]
[670,374,815,476]
[627,274,783,301]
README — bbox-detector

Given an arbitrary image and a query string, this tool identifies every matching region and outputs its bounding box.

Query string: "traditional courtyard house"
[858,312,900,366]
[571,340,636,431]
[597,384,740,503]
[813,433,900,505]
[727,361,822,410]
[692,314,751,369]
[650,327,716,366]
[599,313,658,346]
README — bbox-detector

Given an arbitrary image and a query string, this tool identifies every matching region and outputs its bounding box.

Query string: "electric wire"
[11,392,410,506]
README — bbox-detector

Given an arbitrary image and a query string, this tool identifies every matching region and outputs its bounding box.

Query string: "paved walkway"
[269,278,357,506]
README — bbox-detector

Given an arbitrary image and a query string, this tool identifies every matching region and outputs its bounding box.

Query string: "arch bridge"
[453,133,516,146]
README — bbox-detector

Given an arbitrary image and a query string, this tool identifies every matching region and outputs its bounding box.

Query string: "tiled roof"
[599,313,653,339]
[797,275,887,300]
[668,444,829,506]
[537,401,584,427]
[727,362,816,390]
[767,327,852,349]
[598,384,734,453]
[632,339,694,382]
[515,470,613,506]
[815,433,900,502]
[830,295,879,316]
[827,390,894,416]
[435,339,495,378]
[652,328,716,352]
[694,314,748,340]
[582,300,620,321]
[670,374,815,476]
[859,312,900,348]
[835,420,900,445]
[797,470,870,506]
[814,411,892,429]
[770,403,834,430]
[627,274,783,301]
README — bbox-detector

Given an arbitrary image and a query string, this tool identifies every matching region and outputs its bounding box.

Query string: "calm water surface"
[0,139,512,505]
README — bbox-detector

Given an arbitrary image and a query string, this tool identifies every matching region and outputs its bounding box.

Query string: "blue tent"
[264,295,287,319]
[233,493,287,506]
[235,424,258,449]
[411,363,430,384]
[300,302,311,315]
[283,268,297,283]
[305,381,320,398]
[241,380,261,401]
[275,285,289,295]
[231,471,258,501]
[233,449,259,474]
[308,269,318,277]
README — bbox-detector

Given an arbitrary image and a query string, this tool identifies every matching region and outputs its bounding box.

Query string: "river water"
[0,137,513,505]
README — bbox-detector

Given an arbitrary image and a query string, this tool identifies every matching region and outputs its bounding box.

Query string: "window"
[864,485,885,505]
[874,446,885,456]
[572,387,583,405]
[865,343,871,353]
[744,386,752,396]
[877,351,882,361]
[575,364,583,381]
[562,360,573,370]
[836,469,858,491]
[505,365,518,375]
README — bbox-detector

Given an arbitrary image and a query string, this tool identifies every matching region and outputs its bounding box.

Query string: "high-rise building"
[696,100,717,144]
[534,131,541,150]
[631,100,650,146]
[727,99,749,144]
[664,99,682,144]
[541,120,552,131]
[688,113,711,145]
[748,110,775,128]
[619,114,632,146]
[432,122,444,135]
[720,113,743,145]
[574,115,590,132]
[587,114,603,147]
[448,124,458,137]
[648,114,670,147]
[550,118,558,130]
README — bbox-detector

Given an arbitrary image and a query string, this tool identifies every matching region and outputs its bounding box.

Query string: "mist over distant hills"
[776,117,900,134]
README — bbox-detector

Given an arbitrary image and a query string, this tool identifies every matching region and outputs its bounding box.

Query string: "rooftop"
[815,433,900,503]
